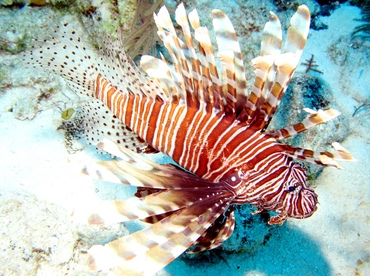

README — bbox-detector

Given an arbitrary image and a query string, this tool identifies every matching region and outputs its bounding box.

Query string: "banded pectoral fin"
[189,205,235,253]
[85,187,226,225]
[88,191,233,275]
[79,139,225,224]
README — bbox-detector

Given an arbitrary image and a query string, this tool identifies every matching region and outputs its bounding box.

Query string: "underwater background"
[0,0,369,275]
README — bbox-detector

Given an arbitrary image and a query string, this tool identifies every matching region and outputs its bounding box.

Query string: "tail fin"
[23,22,159,154]
[22,22,99,97]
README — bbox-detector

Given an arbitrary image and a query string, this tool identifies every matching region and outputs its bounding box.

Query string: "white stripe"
[168,105,188,157]
[188,109,224,173]
[164,104,182,154]
[130,95,140,133]
[178,102,207,166]
[141,99,154,140]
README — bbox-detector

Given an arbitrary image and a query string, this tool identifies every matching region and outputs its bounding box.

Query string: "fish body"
[96,72,279,181]
[95,70,315,223]
[23,3,354,275]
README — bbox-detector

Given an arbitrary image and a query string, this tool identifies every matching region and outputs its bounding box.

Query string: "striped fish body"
[95,65,317,223]
[23,3,354,275]
[96,72,283,182]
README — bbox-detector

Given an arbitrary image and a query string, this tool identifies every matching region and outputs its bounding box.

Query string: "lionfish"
[23,3,354,275]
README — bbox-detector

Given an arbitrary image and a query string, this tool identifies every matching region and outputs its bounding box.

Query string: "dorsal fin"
[94,32,164,100]
[211,9,249,115]
[139,54,176,101]
[141,4,251,113]
[152,4,192,105]
[142,4,310,124]
[189,9,224,110]
[241,12,282,123]
[247,5,310,130]
[175,4,203,103]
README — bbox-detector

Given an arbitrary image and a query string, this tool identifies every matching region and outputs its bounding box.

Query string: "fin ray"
[282,142,355,169]
[88,193,231,274]
[86,139,220,190]
[266,108,341,140]
[211,9,248,115]
[248,5,310,130]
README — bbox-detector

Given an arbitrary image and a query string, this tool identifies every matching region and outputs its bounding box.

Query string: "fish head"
[269,163,318,225]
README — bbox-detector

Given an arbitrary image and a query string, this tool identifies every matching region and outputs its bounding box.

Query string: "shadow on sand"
[163,222,330,276]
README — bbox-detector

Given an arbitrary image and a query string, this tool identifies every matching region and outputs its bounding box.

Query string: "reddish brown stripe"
[144,101,163,146]
[281,128,290,138]
[194,116,234,177]
[186,111,218,174]
[122,93,135,128]
[166,105,186,152]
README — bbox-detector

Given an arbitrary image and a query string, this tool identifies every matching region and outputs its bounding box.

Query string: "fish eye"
[288,186,296,192]
[222,171,241,186]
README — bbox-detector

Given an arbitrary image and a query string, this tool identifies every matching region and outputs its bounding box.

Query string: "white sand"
[0,2,369,276]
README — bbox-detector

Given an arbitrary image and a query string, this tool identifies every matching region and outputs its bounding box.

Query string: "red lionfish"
[24,3,354,275]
